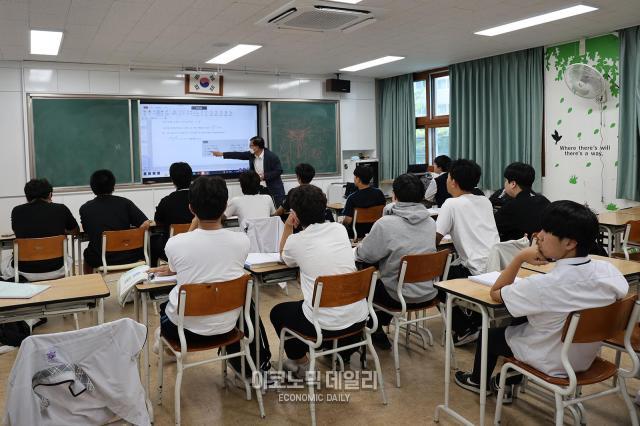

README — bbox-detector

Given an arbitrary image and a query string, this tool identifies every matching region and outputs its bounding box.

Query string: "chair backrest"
[14,235,66,262]
[626,220,640,245]
[178,274,251,316]
[562,295,637,343]
[102,228,145,252]
[353,205,384,225]
[169,223,191,237]
[399,249,450,284]
[312,267,375,308]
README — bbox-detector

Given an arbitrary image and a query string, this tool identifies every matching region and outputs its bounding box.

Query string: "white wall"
[0,61,377,233]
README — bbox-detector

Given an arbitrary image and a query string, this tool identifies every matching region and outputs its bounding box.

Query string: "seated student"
[270,185,367,377]
[274,163,316,216]
[150,162,194,266]
[355,174,437,349]
[455,200,628,397]
[2,179,79,282]
[433,155,452,207]
[436,159,499,345]
[341,165,386,238]
[224,171,275,226]
[494,162,550,242]
[80,170,150,273]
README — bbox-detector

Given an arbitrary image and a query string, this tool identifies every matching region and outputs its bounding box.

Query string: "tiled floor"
[0,276,637,425]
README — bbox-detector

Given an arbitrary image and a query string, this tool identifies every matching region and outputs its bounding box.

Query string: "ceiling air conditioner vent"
[258,1,381,33]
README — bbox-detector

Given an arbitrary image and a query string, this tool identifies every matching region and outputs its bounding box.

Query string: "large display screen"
[139,102,258,182]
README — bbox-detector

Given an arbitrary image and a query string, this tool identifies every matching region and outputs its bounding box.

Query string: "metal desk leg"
[254,275,261,384]
[141,291,150,396]
[434,294,454,422]
[97,298,104,325]
[70,237,76,276]
[77,237,83,275]
[479,305,489,426]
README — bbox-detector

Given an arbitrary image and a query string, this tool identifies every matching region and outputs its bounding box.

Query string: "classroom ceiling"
[1,0,640,78]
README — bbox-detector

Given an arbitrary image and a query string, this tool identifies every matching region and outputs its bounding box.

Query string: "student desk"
[598,211,640,255]
[433,269,538,426]
[522,254,640,286]
[245,262,299,381]
[0,273,109,325]
[327,202,344,221]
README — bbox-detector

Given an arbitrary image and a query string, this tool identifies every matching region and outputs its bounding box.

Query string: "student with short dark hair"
[342,165,386,238]
[436,159,499,345]
[270,185,366,377]
[275,163,316,216]
[494,162,550,241]
[355,174,437,349]
[433,155,452,207]
[2,179,79,281]
[224,171,275,226]
[80,169,150,273]
[455,200,628,398]
[151,162,194,266]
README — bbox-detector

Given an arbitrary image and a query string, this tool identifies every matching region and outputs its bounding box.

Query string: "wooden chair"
[276,267,387,426]
[352,205,384,242]
[13,235,78,329]
[494,295,640,426]
[612,220,640,261]
[603,302,640,387]
[95,228,149,275]
[169,223,191,238]
[373,249,451,387]
[156,275,265,425]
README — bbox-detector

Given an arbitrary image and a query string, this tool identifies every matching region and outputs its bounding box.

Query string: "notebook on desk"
[244,252,283,268]
[469,271,522,287]
[0,282,50,299]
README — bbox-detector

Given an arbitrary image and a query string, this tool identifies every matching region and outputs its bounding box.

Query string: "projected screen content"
[139,103,258,181]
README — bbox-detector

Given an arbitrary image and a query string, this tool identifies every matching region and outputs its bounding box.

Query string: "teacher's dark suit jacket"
[223,148,286,205]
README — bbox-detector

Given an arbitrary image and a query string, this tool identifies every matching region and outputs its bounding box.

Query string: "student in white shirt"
[270,185,367,377]
[435,159,500,345]
[225,171,276,227]
[455,200,628,401]
[150,176,269,371]
[355,174,437,349]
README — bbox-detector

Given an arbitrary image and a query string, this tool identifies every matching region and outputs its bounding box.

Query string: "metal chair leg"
[242,340,265,418]
[365,333,388,404]
[393,316,401,387]
[618,376,639,426]
[308,347,317,426]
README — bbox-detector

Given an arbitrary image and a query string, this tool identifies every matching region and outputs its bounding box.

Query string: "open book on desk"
[468,271,522,287]
[244,252,283,268]
[117,265,177,307]
[0,282,50,299]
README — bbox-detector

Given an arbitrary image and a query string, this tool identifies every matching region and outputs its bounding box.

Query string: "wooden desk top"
[0,274,109,311]
[245,263,297,274]
[522,255,640,277]
[619,207,640,215]
[327,203,344,211]
[435,269,537,307]
[135,280,177,292]
[598,211,640,226]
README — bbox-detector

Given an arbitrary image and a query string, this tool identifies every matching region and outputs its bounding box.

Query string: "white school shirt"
[254,151,264,178]
[225,194,276,227]
[436,194,499,275]
[425,178,437,201]
[5,318,149,426]
[502,257,628,377]
[165,228,250,335]
[281,222,368,330]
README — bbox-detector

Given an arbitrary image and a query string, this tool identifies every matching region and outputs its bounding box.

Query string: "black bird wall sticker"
[551,130,562,144]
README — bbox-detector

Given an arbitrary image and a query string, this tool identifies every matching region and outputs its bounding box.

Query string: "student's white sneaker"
[152,327,160,355]
[281,358,310,380]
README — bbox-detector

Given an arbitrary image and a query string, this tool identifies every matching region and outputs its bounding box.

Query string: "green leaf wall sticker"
[557,119,562,125]
[610,122,616,128]
[606,203,618,211]
[577,132,582,139]
[569,175,578,184]
[587,108,593,115]
[586,162,592,167]
[594,129,600,134]
[555,163,559,167]
[567,107,573,113]
[560,97,564,103]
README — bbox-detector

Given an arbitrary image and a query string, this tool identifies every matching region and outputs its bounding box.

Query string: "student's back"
[343,186,386,236]
[225,194,275,226]
[155,190,192,227]
[80,194,148,266]
[164,227,249,334]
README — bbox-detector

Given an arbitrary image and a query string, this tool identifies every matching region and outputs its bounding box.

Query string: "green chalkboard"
[32,98,140,187]
[269,101,339,175]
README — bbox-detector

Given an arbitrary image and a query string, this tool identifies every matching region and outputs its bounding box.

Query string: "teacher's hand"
[211,150,223,157]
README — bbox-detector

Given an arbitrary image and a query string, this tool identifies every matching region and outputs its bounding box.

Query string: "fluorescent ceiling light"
[328,0,363,3]
[475,5,597,36]
[30,30,63,55]
[340,56,404,72]
[206,44,262,64]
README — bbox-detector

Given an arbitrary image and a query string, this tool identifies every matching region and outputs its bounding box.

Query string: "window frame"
[413,67,449,165]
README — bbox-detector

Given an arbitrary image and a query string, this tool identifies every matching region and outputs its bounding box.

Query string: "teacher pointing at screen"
[212,136,286,206]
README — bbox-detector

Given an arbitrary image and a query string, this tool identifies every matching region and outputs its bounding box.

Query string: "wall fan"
[564,63,607,103]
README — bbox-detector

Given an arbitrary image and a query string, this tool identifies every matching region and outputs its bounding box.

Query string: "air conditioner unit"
[257,0,382,33]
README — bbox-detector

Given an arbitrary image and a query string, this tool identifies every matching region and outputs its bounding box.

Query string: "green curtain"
[378,74,415,180]
[449,47,544,191]
[617,25,640,201]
